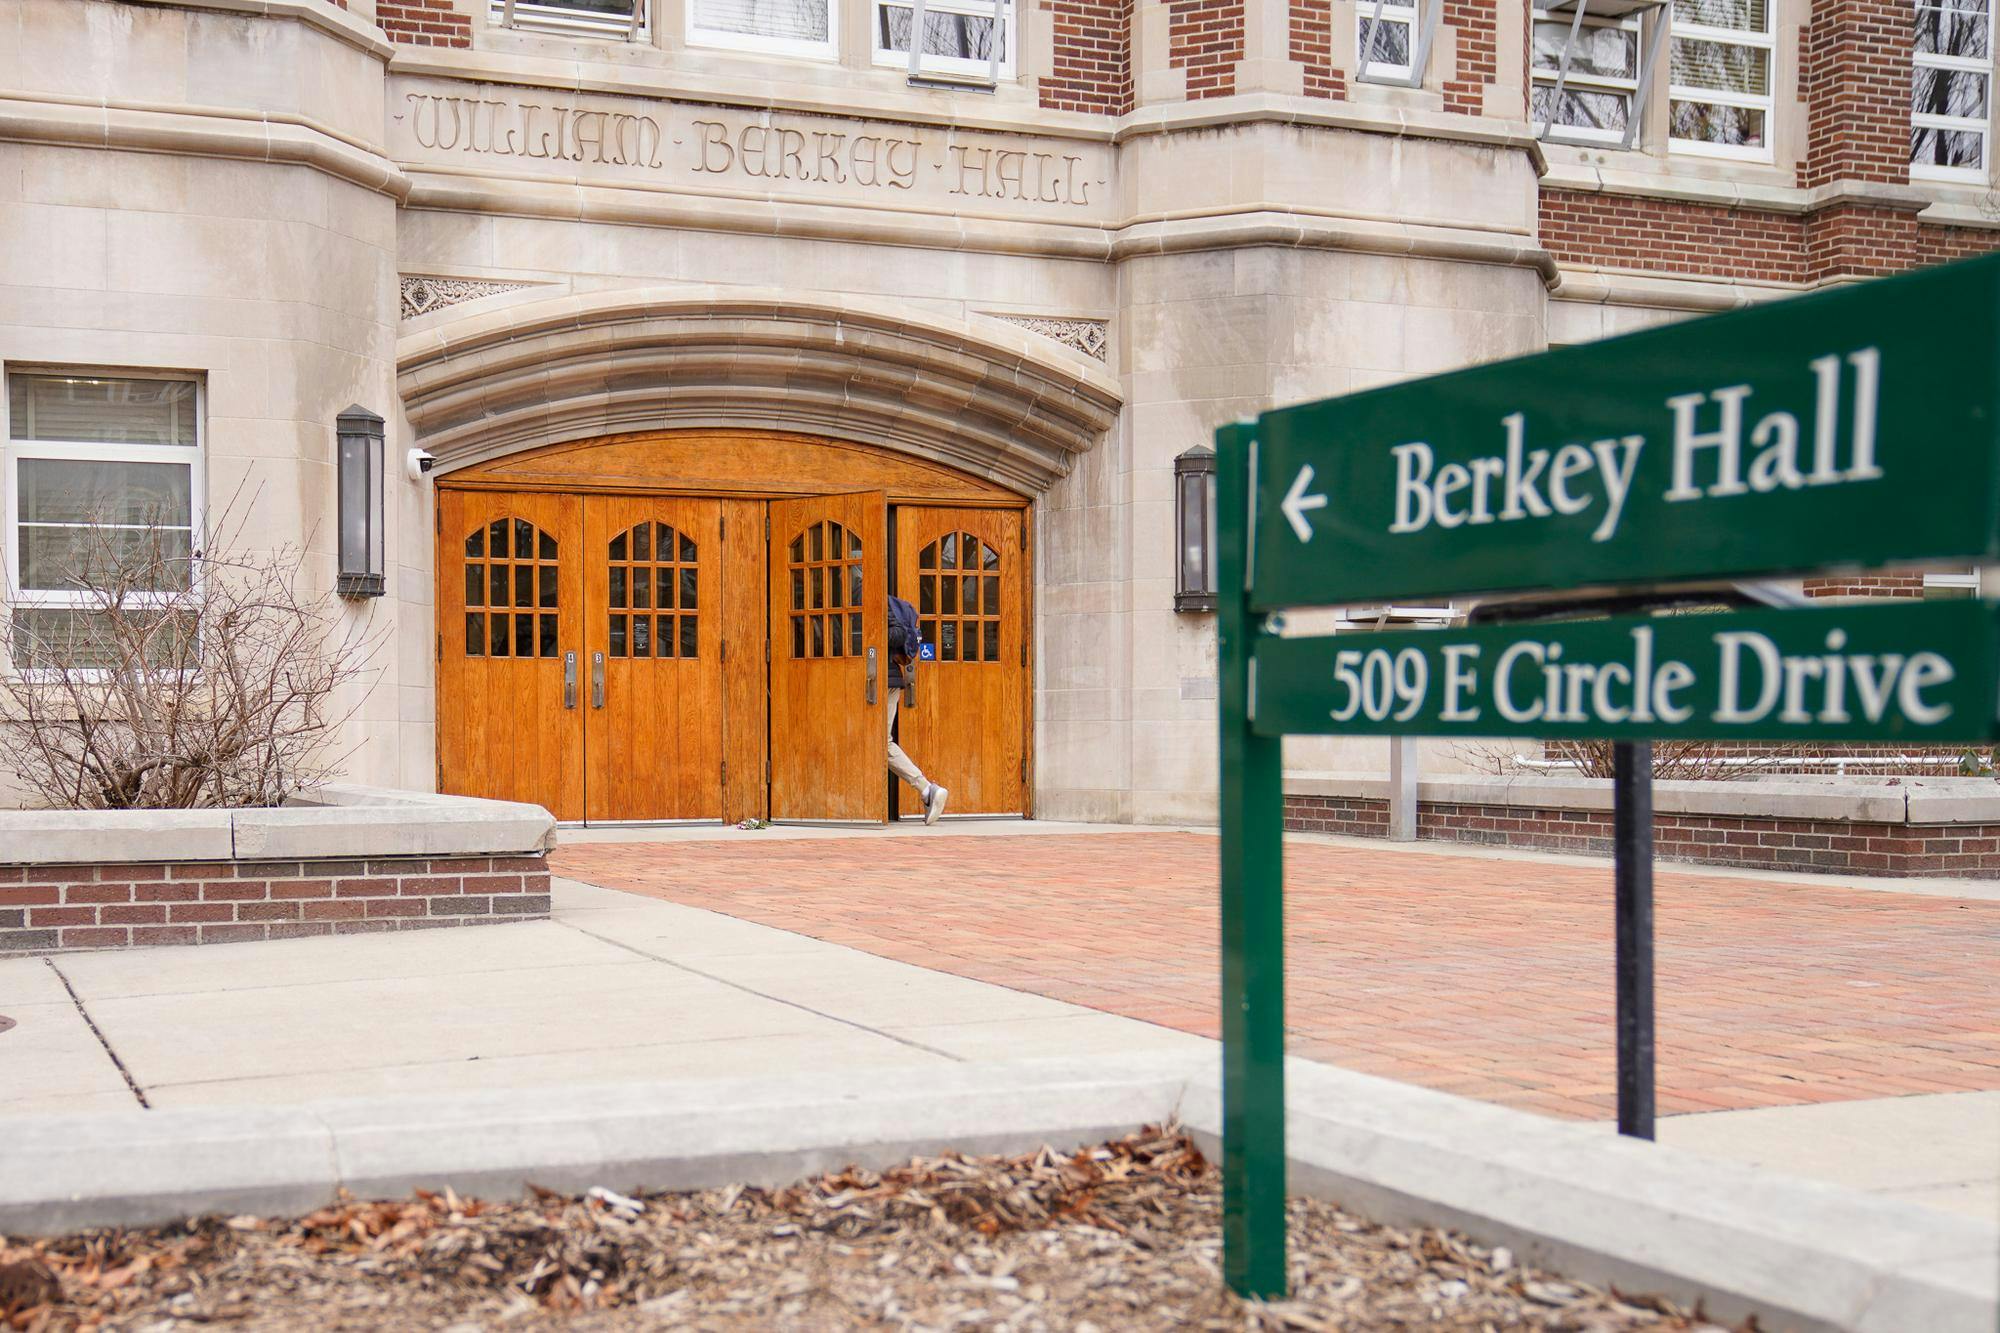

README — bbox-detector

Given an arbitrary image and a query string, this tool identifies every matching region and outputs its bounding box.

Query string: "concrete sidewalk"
[1,865,1993,1227]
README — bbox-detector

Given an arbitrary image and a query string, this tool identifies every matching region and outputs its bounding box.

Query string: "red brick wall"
[1168,0,1245,99]
[1542,190,2000,282]
[1442,0,1499,116]
[1540,189,1808,282]
[1802,572,1928,597]
[1284,795,2000,876]
[379,0,472,46]
[1290,0,1345,100]
[0,855,551,955]
[1800,0,1911,190]
[1042,0,1135,113]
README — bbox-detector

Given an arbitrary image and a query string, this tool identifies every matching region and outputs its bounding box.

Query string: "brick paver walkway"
[552,833,2000,1120]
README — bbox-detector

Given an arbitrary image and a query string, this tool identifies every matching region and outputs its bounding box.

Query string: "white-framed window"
[3,371,203,671]
[689,0,838,60]
[872,0,1013,83]
[491,0,648,39]
[1532,4,1646,144]
[1913,0,1992,181]
[1668,0,1774,158]
[1356,0,1422,83]
[1924,567,1980,597]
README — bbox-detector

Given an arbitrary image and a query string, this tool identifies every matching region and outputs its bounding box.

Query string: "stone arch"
[395,287,1122,495]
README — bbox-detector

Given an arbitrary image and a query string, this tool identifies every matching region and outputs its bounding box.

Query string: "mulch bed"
[1,1126,1740,1331]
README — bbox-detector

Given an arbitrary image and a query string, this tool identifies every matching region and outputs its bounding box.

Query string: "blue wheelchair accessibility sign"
[918,642,936,661]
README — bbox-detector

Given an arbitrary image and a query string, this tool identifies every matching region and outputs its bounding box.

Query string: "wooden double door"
[437,488,1026,824]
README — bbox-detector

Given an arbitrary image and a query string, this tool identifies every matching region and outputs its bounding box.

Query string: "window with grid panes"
[875,0,1013,79]
[691,0,836,59]
[788,520,864,659]
[1356,0,1421,82]
[463,518,560,660]
[1531,2,1645,143]
[915,531,1001,664]
[5,372,201,670]
[1668,0,1775,157]
[491,0,645,38]
[1913,0,1993,180]
[607,522,698,659]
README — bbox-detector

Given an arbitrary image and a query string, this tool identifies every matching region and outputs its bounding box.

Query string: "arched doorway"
[435,430,1031,824]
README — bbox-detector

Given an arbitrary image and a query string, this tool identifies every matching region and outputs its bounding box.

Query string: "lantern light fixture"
[336,406,386,599]
[1174,444,1218,613]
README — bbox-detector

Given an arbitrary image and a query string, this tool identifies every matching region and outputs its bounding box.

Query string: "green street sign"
[1251,599,2000,741]
[1250,255,2000,609]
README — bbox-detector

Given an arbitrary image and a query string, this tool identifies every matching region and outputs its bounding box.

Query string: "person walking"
[887,593,947,825]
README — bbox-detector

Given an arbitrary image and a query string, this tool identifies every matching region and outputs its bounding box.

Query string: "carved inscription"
[690,121,921,191]
[404,94,665,167]
[391,82,1112,218]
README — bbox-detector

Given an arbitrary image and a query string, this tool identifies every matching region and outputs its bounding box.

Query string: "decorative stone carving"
[400,275,535,320]
[989,315,1108,362]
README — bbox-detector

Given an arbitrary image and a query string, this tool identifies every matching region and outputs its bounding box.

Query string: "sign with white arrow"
[1279,465,1327,542]
[1246,255,2000,610]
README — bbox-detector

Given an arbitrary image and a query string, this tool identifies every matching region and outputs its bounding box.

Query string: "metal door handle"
[591,651,605,709]
[865,646,877,705]
[903,680,915,709]
[563,651,577,709]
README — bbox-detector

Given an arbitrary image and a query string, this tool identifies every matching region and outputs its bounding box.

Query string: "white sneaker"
[923,785,949,826]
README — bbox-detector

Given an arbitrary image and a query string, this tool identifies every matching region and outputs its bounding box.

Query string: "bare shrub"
[1,513,380,810]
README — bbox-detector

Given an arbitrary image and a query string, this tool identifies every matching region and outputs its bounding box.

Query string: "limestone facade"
[0,0,1984,821]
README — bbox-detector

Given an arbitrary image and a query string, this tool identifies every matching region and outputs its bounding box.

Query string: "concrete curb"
[0,1056,1992,1333]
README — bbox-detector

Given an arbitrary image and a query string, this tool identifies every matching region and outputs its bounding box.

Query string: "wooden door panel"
[719,498,769,824]
[895,508,1027,816]
[436,490,585,821]
[769,492,887,821]
[582,497,727,822]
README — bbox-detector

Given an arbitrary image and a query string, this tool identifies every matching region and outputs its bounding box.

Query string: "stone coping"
[0,786,555,868]
[0,1055,1989,1331]
[1285,771,2000,825]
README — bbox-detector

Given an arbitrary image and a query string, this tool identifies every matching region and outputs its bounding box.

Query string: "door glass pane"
[829,614,843,657]
[491,614,510,656]
[940,532,957,567]
[540,530,557,560]
[681,531,696,562]
[790,535,804,563]
[828,566,843,608]
[982,541,999,570]
[514,614,533,657]
[681,566,698,610]
[659,566,676,610]
[849,564,863,608]
[681,616,698,657]
[634,566,652,609]
[810,615,824,656]
[609,566,626,608]
[539,614,558,657]
[610,614,628,657]
[490,565,509,607]
[920,577,935,614]
[463,565,484,608]
[849,528,863,558]
[792,615,805,657]
[466,613,484,655]
[633,524,651,562]
[811,566,824,609]
[984,575,1000,611]
[539,565,557,608]
[610,532,627,561]
[940,621,957,660]
[810,523,824,561]
[791,567,805,611]
[919,541,937,569]
[467,528,485,558]
[962,575,979,613]
[941,577,957,614]
[515,564,533,608]
[984,620,1000,662]
[850,612,863,657]
[633,615,652,656]
[489,520,509,559]
[514,519,533,557]
[921,618,937,647]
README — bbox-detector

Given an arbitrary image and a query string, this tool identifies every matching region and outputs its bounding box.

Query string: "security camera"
[404,448,436,482]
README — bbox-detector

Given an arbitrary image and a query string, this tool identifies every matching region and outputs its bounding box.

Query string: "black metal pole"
[1613,739,1656,1140]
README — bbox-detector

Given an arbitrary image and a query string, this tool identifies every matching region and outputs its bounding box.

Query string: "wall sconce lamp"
[1174,444,1217,613]
[336,406,386,599]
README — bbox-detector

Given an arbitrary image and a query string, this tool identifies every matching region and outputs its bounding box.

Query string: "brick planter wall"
[0,854,552,955]
[1284,794,2000,877]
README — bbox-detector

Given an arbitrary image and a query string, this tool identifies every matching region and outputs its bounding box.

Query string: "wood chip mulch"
[1,1124,1746,1332]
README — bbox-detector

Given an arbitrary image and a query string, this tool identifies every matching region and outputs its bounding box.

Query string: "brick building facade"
[0,0,1988,827]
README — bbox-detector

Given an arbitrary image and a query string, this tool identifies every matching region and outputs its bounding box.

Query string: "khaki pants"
[887,690,929,796]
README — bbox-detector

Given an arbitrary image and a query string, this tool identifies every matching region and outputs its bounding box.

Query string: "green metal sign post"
[1215,252,2000,1301]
